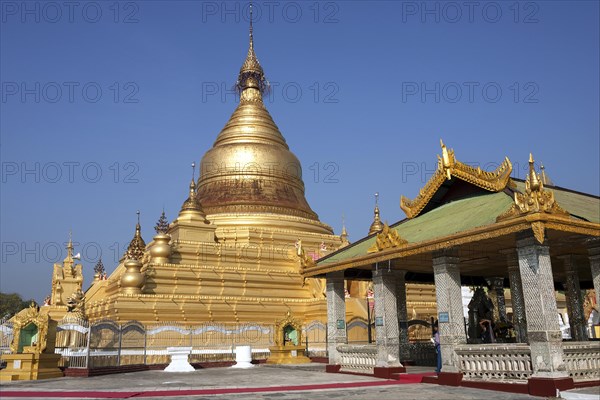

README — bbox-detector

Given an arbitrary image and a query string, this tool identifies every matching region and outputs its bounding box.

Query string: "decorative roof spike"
[527,153,541,191]
[540,162,554,186]
[439,138,455,180]
[125,211,146,260]
[93,258,105,275]
[340,215,350,248]
[236,3,269,96]
[66,231,74,258]
[368,192,384,235]
[181,162,205,214]
[154,209,170,234]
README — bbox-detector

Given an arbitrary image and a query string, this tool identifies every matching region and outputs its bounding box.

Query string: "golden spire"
[180,162,205,215]
[340,215,350,247]
[368,193,384,235]
[125,211,146,260]
[236,1,268,95]
[196,14,326,228]
[64,231,74,263]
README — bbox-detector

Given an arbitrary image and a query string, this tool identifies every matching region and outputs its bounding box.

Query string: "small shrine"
[266,311,311,364]
[0,303,63,381]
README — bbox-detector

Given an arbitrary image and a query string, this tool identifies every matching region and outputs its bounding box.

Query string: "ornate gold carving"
[367,223,408,253]
[273,311,304,346]
[10,303,51,354]
[531,221,545,244]
[497,154,570,222]
[295,240,316,269]
[401,140,513,219]
[64,289,86,320]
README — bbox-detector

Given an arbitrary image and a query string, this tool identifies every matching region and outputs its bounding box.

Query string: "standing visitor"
[432,321,441,374]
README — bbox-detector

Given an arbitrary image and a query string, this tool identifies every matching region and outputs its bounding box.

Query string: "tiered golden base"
[266,345,311,364]
[0,353,63,381]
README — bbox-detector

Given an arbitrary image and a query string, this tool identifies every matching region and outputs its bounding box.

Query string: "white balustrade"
[455,344,533,383]
[563,342,600,382]
[337,344,377,374]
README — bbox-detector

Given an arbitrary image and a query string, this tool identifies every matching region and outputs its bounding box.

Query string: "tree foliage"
[0,292,35,319]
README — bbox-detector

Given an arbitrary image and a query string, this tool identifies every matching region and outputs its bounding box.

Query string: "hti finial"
[249,1,254,46]
[375,192,379,206]
[136,210,140,225]
[191,162,196,181]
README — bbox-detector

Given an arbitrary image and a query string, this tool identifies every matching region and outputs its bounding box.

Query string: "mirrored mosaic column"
[559,255,587,341]
[516,232,567,377]
[326,271,347,365]
[395,270,410,361]
[503,250,528,343]
[432,248,466,373]
[373,267,402,367]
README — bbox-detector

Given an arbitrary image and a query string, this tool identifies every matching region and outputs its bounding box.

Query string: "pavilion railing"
[337,344,377,374]
[562,341,600,382]
[455,344,533,383]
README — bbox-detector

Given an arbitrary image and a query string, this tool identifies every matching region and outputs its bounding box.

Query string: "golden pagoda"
[80,19,348,325]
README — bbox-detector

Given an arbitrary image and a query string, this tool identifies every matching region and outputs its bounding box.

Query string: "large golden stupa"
[44,21,438,330]
[77,24,347,325]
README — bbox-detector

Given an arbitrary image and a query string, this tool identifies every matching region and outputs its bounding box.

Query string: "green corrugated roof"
[319,192,514,266]
[513,181,599,223]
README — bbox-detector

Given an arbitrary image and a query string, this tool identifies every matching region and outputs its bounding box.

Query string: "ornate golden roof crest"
[497,154,569,243]
[367,223,408,253]
[400,140,513,219]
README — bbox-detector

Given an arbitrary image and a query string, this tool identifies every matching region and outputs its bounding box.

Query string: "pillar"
[559,255,587,341]
[503,250,528,343]
[487,277,507,323]
[516,232,568,378]
[432,248,466,377]
[372,268,402,368]
[395,270,410,361]
[326,271,347,365]
[588,238,600,316]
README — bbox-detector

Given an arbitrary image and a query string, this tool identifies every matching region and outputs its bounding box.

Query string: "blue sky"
[1,1,599,301]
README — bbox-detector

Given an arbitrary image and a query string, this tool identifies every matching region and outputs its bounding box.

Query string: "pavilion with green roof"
[302,142,600,396]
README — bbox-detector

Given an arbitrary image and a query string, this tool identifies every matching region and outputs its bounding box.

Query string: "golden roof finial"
[440,138,453,180]
[66,231,73,260]
[125,211,146,260]
[539,161,553,186]
[236,2,268,96]
[249,1,254,49]
[340,214,350,247]
[527,153,541,191]
[368,192,384,235]
[180,162,205,214]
